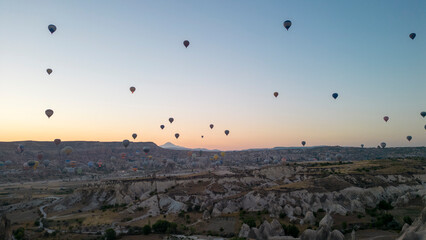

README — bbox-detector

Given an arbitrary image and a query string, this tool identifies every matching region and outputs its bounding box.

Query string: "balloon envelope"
[210,124,214,129]
[48,24,56,34]
[46,69,52,75]
[361,144,364,148]
[283,20,292,30]
[380,142,386,148]
[160,125,165,129]
[383,116,389,122]
[143,147,150,154]
[45,109,54,118]
[332,93,338,99]
[169,118,174,124]
[274,92,279,98]
[183,40,190,48]
[61,146,73,155]
[130,86,136,93]
[132,133,137,140]
[175,133,180,139]
[409,33,416,40]
[54,139,61,146]
[224,130,230,136]
[421,112,426,118]
[407,136,412,141]
[123,140,130,148]
[301,141,306,146]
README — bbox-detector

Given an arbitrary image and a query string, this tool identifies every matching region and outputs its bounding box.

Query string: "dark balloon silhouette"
[46,69,52,75]
[210,124,214,129]
[175,133,180,139]
[48,24,56,34]
[54,139,61,146]
[45,109,54,118]
[169,118,174,124]
[132,133,137,140]
[383,116,389,122]
[130,86,136,94]
[332,93,338,99]
[407,136,412,142]
[160,125,165,129]
[301,141,306,146]
[283,20,292,30]
[224,130,230,136]
[420,112,426,118]
[274,92,279,98]
[183,40,190,48]
[122,140,130,148]
[409,33,416,40]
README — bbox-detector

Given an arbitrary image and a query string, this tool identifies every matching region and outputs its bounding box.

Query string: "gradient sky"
[0,0,425,150]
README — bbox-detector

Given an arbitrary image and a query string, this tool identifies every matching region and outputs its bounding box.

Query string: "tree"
[142,224,151,235]
[105,228,116,240]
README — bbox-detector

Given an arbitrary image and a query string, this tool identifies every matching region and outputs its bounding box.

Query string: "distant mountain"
[159,142,220,152]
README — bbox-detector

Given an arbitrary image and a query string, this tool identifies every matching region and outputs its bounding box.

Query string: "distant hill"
[159,142,220,152]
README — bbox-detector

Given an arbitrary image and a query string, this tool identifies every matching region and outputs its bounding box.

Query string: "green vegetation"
[105,228,116,240]
[100,203,127,211]
[403,216,413,225]
[243,218,256,228]
[279,212,286,219]
[152,220,178,234]
[282,224,300,238]
[142,224,152,235]
[13,227,25,240]
[376,200,393,210]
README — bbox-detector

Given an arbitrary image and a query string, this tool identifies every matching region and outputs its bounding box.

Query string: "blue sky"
[0,0,425,150]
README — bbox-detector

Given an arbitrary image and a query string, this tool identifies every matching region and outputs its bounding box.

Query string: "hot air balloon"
[220,152,225,157]
[37,152,43,161]
[27,160,35,167]
[361,144,364,148]
[183,40,190,48]
[210,124,214,129]
[143,147,150,154]
[48,24,56,34]
[132,166,138,172]
[407,136,412,142]
[5,160,12,166]
[409,33,416,40]
[34,161,39,170]
[380,142,386,148]
[274,92,279,98]
[123,140,130,148]
[88,161,94,167]
[169,118,174,124]
[70,161,77,168]
[23,162,29,170]
[132,133,137,140]
[160,125,165,129]
[46,69,52,75]
[283,20,292,30]
[384,116,389,122]
[420,112,426,118]
[213,154,219,161]
[45,109,54,118]
[301,141,306,146]
[61,146,73,155]
[424,125,426,130]
[130,86,136,94]
[336,154,343,161]
[54,139,61,146]
[43,159,50,167]
[201,135,204,138]
[121,153,127,159]
[224,130,230,136]
[97,161,103,168]
[16,145,24,154]
[65,159,71,165]
[175,133,180,139]
[332,93,338,99]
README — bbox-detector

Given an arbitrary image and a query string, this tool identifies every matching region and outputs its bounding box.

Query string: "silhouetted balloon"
[160,125,165,129]
[210,124,214,129]
[421,112,426,118]
[27,160,35,167]
[407,136,412,141]
[283,20,292,30]
[45,109,54,118]
[130,86,136,93]
[380,142,386,148]
[48,24,56,34]
[424,125,426,130]
[143,147,150,154]
[183,40,190,48]
[175,133,180,139]
[46,69,52,75]
[409,33,416,40]
[332,93,338,99]
[54,139,61,146]
[224,130,230,136]
[361,144,364,148]
[301,141,306,146]
[123,140,130,148]
[384,116,389,122]
[169,118,174,124]
[274,92,279,98]
[132,133,137,140]
[201,135,204,138]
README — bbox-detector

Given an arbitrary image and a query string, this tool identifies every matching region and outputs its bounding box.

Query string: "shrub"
[283,224,300,238]
[13,227,25,240]
[403,216,413,225]
[342,221,347,230]
[279,212,286,219]
[377,200,393,210]
[105,228,116,240]
[243,218,256,228]
[142,224,151,235]
[152,220,178,234]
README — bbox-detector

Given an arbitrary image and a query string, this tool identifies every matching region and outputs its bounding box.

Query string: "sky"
[0,0,425,150]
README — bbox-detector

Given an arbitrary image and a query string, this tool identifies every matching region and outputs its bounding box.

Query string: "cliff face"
[0,215,12,240]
